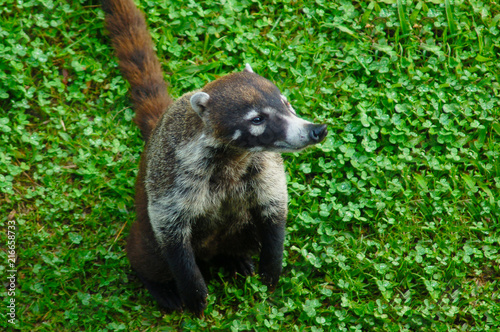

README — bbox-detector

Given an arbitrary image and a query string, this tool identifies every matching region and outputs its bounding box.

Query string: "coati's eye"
[251,116,265,125]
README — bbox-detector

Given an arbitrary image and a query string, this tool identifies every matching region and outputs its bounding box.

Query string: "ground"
[1,0,499,331]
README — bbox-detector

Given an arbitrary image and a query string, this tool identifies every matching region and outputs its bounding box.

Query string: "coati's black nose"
[309,124,328,143]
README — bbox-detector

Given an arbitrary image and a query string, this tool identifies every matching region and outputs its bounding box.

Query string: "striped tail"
[102,0,173,140]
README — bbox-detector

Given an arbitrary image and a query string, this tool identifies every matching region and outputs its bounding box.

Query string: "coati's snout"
[272,115,328,152]
[308,123,328,143]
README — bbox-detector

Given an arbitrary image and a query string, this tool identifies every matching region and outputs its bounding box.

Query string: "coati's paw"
[157,289,183,312]
[235,256,255,277]
[180,282,208,317]
[259,264,282,291]
[259,272,279,291]
[227,256,255,277]
[138,277,183,312]
[212,255,255,277]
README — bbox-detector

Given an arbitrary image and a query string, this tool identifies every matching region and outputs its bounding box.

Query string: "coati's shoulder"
[149,91,203,145]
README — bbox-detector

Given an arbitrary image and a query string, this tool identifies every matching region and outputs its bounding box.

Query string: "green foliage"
[1,0,499,330]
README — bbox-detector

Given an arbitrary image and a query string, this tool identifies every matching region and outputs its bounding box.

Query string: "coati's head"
[190,64,327,152]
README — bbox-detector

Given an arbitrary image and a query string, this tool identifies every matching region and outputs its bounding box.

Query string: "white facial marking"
[244,109,259,121]
[263,106,277,116]
[285,115,311,141]
[245,109,267,136]
[232,130,242,140]
[273,114,314,151]
[249,123,266,136]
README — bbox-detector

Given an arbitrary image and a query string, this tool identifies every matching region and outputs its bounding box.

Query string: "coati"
[102,0,327,316]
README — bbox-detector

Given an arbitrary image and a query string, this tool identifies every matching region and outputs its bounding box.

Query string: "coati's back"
[102,0,327,317]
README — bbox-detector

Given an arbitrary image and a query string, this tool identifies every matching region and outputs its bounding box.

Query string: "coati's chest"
[145,122,289,252]
[173,149,260,225]
[189,186,255,254]
[169,153,265,255]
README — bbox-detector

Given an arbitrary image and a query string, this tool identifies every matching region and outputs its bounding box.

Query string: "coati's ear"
[243,63,254,73]
[190,92,210,117]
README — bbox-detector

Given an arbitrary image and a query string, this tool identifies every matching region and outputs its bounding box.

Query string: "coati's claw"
[228,256,255,278]
[235,257,255,277]
[213,255,255,277]
[138,277,183,312]
[161,293,183,312]
[182,287,208,317]
[259,273,278,291]
[259,263,282,291]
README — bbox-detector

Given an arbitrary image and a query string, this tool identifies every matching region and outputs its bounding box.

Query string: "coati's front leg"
[259,221,285,289]
[161,236,208,316]
[254,205,287,290]
[148,204,208,316]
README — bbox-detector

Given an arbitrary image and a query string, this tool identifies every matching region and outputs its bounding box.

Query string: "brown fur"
[126,152,171,282]
[103,0,173,140]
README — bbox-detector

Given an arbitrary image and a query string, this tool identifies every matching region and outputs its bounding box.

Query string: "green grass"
[1,0,500,330]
